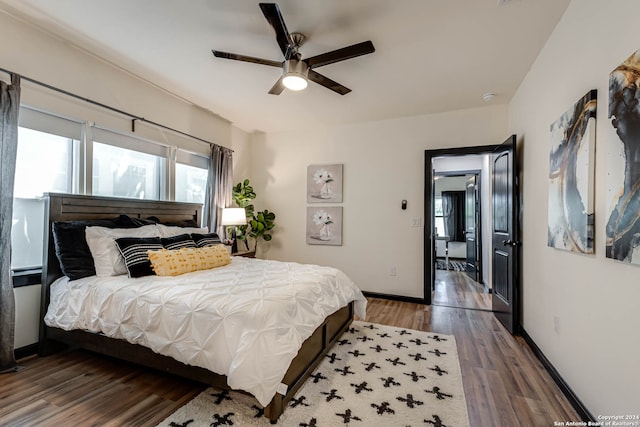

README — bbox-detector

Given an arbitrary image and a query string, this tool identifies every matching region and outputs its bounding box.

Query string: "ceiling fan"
[211,3,375,95]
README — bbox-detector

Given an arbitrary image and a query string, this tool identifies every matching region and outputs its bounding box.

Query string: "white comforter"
[44,256,367,406]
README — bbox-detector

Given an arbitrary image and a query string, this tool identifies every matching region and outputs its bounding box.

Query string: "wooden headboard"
[39,193,203,348]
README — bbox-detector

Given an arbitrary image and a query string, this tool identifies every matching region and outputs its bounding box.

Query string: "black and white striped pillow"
[160,233,197,250]
[190,232,222,248]
[115,237,163,278]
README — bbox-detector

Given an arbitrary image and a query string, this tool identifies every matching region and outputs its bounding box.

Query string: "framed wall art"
[306,206,342,246]
[606,49,640,264]
[307,164,343,203]
[547,89,597,254]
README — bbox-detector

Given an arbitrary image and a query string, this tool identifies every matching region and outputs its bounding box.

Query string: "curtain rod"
[0,67,228,151]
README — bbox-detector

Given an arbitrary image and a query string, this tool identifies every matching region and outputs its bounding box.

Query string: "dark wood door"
[465,176,478,281]
[492,135,520,334]
[430,170,437,290]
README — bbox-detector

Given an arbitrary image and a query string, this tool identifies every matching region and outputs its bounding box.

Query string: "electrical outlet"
[554,316,560,334]
[411,218,422,227]
[389,267,397,277]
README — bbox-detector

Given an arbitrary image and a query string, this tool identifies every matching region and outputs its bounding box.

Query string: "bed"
[38,193,366,423]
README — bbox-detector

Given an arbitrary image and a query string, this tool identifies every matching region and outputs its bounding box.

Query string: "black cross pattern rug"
[436,259,467,272]
[157,321,469,427]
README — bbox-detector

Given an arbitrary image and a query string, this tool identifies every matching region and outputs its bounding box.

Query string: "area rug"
[436,259,467,272]
[157,321,469,427]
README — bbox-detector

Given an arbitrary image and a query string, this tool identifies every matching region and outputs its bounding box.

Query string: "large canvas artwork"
[606,49,640,264]
[548,90,597,253]
[306,206,342,246]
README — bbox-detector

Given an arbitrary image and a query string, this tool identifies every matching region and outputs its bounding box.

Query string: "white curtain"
[0,73,20,372]
[203,144,233,236]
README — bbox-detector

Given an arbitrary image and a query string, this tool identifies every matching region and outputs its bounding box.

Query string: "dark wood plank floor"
[0,298,579,426]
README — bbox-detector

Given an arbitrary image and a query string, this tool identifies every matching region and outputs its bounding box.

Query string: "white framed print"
[307,164,343,203]
[306,206,342,246]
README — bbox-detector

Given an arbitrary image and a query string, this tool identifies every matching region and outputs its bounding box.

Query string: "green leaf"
[232,181,278,249]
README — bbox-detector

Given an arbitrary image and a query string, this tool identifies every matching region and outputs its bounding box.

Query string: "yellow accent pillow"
[147,245,231,276]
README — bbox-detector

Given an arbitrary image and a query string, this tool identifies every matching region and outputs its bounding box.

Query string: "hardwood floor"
[434,268,492,311]
[0,298,580,426]
[0,350,204,426]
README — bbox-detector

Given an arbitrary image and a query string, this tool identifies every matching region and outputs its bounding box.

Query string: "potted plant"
[231,179,276,252]
[231,179,254,250]
[249,209,276,251]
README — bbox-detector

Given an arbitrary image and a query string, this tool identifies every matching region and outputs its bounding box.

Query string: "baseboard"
[14,343,38,360]
[520,328,595,422]
[362,291,426,305]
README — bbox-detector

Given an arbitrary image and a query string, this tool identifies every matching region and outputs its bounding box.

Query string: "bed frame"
[38,193,354,423]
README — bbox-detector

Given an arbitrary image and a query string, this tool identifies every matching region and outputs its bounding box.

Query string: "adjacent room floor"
[0,298,579,426]
[434,268,492,311]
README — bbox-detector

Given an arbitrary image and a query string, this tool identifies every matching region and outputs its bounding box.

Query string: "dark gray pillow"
[52,217,130,280]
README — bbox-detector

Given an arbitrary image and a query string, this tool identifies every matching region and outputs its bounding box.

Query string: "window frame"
[10,106,212,285]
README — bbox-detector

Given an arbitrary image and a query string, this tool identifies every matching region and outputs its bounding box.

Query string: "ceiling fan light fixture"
[282,59,309,91]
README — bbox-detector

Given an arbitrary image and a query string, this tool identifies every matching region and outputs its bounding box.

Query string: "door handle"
[502,239,520,247]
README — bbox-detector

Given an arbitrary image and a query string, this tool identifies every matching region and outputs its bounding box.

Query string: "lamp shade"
[220,208,247,226]
[282,59,309,91]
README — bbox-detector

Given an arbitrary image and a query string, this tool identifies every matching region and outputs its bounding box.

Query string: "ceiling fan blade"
[212,50,282,68]
[259,3,295,59]
[268,76,286,95]
[304,41,375,69]
[308,70,351,95]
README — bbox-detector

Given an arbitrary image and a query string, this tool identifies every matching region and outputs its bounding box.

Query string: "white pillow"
[85,225,161,276]
[156,224,208,238]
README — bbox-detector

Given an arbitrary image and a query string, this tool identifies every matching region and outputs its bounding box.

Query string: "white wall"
[0,10,232,153]
[249,105,507,299]
[14,285,40,348]
[509,0,640,415]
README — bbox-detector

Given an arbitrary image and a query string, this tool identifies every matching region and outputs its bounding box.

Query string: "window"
[12,127,77,270]
[92,142,164,200]
[434,196,445,237]
[175,150,208,204]
[10,109,211,274]
[91,127,169,200]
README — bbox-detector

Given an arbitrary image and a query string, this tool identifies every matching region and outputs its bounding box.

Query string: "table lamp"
[221,208,247,253]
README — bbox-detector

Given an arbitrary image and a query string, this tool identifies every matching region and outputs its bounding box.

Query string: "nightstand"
[232,250,256,258]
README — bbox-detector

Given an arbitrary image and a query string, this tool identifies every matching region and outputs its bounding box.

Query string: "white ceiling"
[0,0,570,133]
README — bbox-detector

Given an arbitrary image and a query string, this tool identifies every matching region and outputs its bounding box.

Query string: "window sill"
[12,269,41,288]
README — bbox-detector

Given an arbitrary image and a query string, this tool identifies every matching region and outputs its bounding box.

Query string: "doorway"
[424,139,520,333]
[424,145,500,311]
[432,171,489,310]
